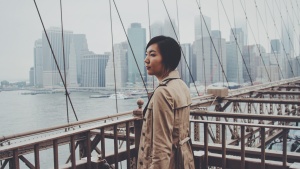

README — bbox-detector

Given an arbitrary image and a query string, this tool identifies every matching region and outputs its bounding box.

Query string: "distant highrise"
[34,39,43,87]
[194,15,211,40]
[67,40,79,87]
[193,35,226,85]
[42,27,73,87]
[178,43,192,85]
[29,67,34,86]
[163,18,179,40]
[81,53,109,87]
[73,34,89,85]
[150,21,164,38]
[226,28,244,84]
[106,42,128,88]
[127,23,146,85]
[270,39,281,54]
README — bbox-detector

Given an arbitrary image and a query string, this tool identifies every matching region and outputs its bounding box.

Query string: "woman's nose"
[144,56,149,63]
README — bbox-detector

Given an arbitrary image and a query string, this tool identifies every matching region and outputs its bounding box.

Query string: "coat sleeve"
[150,87,174,169]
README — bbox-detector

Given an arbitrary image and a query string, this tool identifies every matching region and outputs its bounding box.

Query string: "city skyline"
[1,0,299,81]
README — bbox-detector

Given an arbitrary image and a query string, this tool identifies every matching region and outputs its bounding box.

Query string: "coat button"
[141,147,144,151]
[140,161,143,165]
[142,132,145,136]
[143,118,146,121]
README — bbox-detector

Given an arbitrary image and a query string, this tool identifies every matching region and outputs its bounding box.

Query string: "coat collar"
[159,70,181,86]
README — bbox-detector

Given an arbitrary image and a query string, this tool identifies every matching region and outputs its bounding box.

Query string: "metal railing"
[190,110,300,169]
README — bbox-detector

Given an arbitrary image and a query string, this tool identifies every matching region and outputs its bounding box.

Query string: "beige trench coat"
[137,70,195,169]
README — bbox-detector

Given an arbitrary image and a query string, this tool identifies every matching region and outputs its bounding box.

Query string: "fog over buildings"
[1,0,300,87]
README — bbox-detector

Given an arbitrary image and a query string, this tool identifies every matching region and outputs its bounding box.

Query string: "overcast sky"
[0,0,298,81]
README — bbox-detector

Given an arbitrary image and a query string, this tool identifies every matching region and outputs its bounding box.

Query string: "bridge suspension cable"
[146,0,155,90]
[218,0,254,85]
[196,0,231,87]
[109,0,119,114]
[236,0,272,82]
[264,0,296,78]
[161,0,201,96]
[111,0,149,95]
[33,0,79,122]
[279,0,300,67]
[59,0,70,125]
[251,0,284,79]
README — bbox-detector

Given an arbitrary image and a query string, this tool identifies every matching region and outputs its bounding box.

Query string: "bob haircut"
[146,36,181,72]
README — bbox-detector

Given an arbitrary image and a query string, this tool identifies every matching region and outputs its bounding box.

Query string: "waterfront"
[0,90,143,168]
[0,90,141,136]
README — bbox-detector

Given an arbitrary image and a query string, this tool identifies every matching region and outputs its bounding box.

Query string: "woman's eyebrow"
[148,50,156,53]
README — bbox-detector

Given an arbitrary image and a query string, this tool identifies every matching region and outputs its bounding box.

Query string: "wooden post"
[132,98,144,169]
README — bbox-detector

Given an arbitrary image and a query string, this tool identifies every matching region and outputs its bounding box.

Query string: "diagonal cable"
[33,0,79,122]
[111,0,149,95]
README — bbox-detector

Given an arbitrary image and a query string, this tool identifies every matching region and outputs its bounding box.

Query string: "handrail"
[190,119,300,130]
[0,116,139,152]
[0,110,133,143]
[191,110,300,122]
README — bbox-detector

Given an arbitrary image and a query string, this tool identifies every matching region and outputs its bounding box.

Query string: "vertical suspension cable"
[274,0,300,68]
[109,0,118,114]
[59,0,70,125]
[265,0,295,78]
[282,0,300,66]
[33,0,79,122]
[243,0,253,84]
[255,0,265,82]
[161,0,200,96]
[111,0,149,95]
[218,0,253,85]
[234,0,271,82]
[199,0,207,93]
[290,0,300,57]
[216,0,224,85]
[252,0,284,80]
[195,0,230,88]
[232,0,240,84]
[175,0,183,79]
[146,0,155,90]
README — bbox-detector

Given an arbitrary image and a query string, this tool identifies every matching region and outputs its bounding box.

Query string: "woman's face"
[144,43,165,81]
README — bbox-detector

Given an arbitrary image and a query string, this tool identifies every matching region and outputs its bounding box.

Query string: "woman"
[138,36,195,169]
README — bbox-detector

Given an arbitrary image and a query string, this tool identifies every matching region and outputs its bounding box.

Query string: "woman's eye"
[151,54,155,57]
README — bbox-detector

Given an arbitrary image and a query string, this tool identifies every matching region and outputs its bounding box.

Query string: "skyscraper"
[34,39,43,87]
[194,15,211,40]
[270,39,281,54]
[73,34,89,85]
[29,67,34,86]
[127,23,146,86]
[178,43,192,85]
[81,52,109,87]
[106,42,128,88]
[163,18,179,40]
[150,21,164,38]
[193,33,226,85]
[67,40,79,87]
[42,27,73,88]
[226,28,244,84]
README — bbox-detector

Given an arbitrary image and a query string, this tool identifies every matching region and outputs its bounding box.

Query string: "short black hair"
[146,36,181,71]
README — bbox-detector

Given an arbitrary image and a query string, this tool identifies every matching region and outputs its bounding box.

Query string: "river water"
[0,90,142,168]
[1,90,299,168]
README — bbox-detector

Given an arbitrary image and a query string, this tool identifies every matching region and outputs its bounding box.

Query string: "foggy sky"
[0,0,297,81]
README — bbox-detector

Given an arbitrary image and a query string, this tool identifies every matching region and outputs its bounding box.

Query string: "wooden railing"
[1,91,300,168]
[191,110,300,169]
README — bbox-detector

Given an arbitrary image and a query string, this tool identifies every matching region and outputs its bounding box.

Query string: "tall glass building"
[127,23,146,86]
[81,53,109,87]
[42,27,73,87]
[34,39,43,87]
